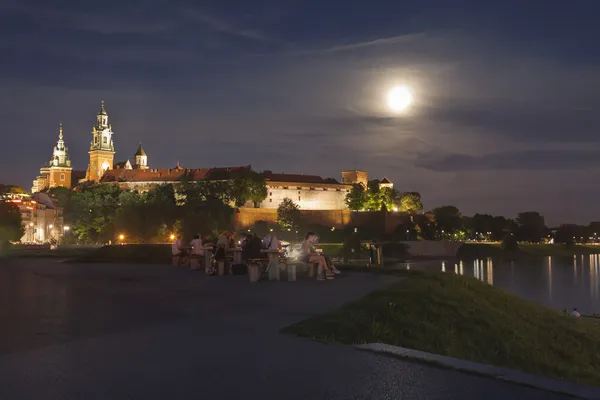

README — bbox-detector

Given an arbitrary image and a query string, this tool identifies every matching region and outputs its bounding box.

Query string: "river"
[394,255,600,314]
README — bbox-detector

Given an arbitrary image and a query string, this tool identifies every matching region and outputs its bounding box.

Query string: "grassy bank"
[458,242,600,259]
[70,244,172,264]
[282,268,600,387]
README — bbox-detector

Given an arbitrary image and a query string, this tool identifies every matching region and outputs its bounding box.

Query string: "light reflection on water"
[391,255,600,314]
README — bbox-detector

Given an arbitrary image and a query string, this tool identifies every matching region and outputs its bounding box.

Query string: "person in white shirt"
[190,234,204,256]
[262,233,281,251]
[571,308,581,317]
[172,236,183,256]
[299,232,333,280]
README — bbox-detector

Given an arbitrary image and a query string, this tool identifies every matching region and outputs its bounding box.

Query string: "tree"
[364,180,383,210]
[277,197,302,231]
[516,211,546,243]
[380,187,398,211]
[345,184,367,211]
[0,201,24,254]
[397,192,423,213]
[501,233,519,251]
[0,185,27,198]
[68,184,122,243]
[432,205,462,234]
[232,170,267,208]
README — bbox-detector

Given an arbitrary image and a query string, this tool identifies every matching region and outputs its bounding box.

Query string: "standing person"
[190,234,204,256]
[172,235,183,256]
[299,232,334,280]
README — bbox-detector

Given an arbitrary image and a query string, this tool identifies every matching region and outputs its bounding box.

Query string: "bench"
[172,254,190,267]
[270,258,296,282]
[247,258,269,283]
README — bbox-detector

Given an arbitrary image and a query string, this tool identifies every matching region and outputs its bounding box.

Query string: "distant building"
[30,103,395,211]
[4,193,60,243]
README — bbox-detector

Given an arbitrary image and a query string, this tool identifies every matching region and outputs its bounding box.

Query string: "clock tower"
[86,101,115,182]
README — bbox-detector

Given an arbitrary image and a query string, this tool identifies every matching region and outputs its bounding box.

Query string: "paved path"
[0,259,573,399]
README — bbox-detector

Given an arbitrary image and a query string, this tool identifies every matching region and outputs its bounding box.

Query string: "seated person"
[262,232,281,251]
[299,232,334,280]
[245,234,264,260]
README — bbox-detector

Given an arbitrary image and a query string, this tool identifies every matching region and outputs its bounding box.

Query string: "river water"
[393,255,600,314]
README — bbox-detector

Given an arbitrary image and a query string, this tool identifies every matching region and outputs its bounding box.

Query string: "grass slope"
[71,244,172,264]
[282,269,600,387]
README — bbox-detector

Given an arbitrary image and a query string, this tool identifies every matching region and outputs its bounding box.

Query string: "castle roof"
[99,165,252,183]
[134,144,147,157]
[380,177,392,184]
[264,173,327,184]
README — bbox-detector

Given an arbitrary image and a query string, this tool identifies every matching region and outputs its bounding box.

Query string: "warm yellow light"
[170,234,175,240]
[29,222,34,227]
[48,224,53,229]
[64,226,70,231]
[387,85,413,112]
[119,234,125,240]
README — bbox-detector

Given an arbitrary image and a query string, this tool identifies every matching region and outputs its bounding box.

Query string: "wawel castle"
[32,102,392,213]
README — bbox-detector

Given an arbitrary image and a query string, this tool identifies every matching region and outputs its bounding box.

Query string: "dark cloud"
[415,149,600,172]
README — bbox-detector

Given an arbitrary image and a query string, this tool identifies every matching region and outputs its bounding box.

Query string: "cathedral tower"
[133,143,148,170]
[86,101,115,182]
[32,123,73,192]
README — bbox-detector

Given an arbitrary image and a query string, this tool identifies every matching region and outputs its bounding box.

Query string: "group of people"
[171,230,340,280]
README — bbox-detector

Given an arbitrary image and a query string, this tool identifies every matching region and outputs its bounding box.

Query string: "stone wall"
[235,208,431,233]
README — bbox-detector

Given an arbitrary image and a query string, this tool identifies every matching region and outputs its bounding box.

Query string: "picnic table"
[260,249,296,281]
[226,247,243,264]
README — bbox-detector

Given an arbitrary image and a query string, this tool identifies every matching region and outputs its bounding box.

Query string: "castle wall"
[235,208,429,233]
[260,183,350,210]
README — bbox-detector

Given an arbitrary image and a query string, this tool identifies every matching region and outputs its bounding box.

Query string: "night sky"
[2,0,600,225]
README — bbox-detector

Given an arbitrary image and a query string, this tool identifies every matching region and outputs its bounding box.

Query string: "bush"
[501,234,519,251]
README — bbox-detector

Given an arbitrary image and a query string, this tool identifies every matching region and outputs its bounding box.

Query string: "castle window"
[103,137,107,144]
[269,199,272,203]
[298,196,301,201]
[336,189,341,192]
[94,136,98,144]
[323,188,327,191]
[283,186,288,189]
[310,187,315,190]
[60,173,65,181]
[269,192,272,196]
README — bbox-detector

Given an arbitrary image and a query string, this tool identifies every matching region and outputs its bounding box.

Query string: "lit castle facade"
[32,102,391,212]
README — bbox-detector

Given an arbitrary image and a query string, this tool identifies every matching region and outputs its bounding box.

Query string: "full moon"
[387,85,413,112]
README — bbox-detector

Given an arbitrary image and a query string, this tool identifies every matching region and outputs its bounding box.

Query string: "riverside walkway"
[0,258,572,400]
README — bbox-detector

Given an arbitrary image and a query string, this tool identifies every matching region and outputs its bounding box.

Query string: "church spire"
[50,122,70,168]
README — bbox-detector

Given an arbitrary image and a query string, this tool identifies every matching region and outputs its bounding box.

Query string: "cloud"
[415,149,600,172]
[181,9,276,43]
[292,33,426,55]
